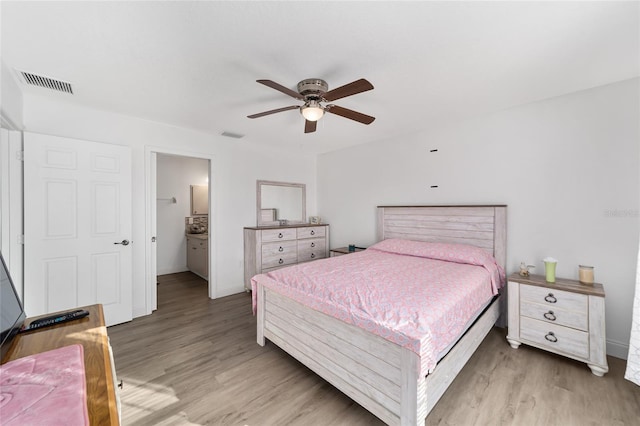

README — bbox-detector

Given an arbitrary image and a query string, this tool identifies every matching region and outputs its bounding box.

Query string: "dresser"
[244,224,329,291]
[506,273,608,376]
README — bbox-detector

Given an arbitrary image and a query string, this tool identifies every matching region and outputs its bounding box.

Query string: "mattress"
[252,238,505,375]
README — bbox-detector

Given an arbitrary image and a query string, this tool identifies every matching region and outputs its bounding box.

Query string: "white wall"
[318,78,640,359]
[156,154,208,275]
[22,93,317,317]
[0,61,23,128]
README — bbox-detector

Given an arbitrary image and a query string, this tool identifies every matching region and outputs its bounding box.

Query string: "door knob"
[114,239,130,246]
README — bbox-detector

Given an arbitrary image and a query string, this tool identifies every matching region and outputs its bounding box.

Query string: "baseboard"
[157,266,189,276]
[607,339,629,360]
[215,286,247,299]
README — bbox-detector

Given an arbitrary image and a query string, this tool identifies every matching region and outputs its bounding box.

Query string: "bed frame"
[255,205,507,425]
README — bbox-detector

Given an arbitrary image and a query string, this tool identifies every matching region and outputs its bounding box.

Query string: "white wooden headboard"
[376,205,507,269]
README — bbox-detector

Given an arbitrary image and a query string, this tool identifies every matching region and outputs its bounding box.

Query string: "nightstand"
[330,246,366,257]
[506,273,608,376]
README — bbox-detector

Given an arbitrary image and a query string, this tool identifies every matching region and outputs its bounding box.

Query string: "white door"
[24,132,132,326]
[149,152,157,311]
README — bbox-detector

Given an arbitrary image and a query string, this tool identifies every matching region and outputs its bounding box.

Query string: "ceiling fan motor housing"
[297,79,328,100]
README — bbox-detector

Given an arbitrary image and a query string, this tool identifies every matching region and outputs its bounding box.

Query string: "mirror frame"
[256,180,306,226]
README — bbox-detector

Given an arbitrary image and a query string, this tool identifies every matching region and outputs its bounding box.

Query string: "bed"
[251,205,507,425]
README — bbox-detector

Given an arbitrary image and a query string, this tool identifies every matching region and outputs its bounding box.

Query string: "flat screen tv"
[1,252,26,361]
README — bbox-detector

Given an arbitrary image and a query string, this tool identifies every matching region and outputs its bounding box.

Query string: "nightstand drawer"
[520,301,588,331]
[261,228,297,242]
[520,317,589,359]
[520,284,587,313]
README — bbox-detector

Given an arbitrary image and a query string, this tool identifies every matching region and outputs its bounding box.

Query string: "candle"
[578,265,594,284]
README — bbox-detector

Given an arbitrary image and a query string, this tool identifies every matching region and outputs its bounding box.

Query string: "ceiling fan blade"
[257,80,304,100]
[304,120,317,133]
[326,105,375,125]
[247,105,300,119]
[323,78,374,102]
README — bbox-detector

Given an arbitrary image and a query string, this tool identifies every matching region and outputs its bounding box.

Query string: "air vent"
[221,131,244,139]
[18,70,73,94]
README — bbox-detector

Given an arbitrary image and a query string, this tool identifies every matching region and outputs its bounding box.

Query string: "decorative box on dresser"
[506,273,608,376]
[244,224,329,291]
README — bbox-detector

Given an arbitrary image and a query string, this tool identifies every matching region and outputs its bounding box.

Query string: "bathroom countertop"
[186,233,208,240]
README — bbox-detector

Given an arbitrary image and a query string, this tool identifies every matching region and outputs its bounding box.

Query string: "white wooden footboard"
[256,282,502,425]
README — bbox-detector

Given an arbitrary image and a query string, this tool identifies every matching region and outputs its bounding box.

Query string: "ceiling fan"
[247,78,375,133]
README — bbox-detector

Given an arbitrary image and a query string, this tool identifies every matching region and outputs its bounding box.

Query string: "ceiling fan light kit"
[248,77,375,133]
[300,100,324,121]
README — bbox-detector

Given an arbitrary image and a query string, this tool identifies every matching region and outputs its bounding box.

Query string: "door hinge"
[16,151,24,161]
[17,234,24,245]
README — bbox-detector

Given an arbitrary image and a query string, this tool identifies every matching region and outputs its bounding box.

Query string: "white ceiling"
[2,1,638,154]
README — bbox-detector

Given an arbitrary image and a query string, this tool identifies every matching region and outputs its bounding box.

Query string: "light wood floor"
[109,272,640,425]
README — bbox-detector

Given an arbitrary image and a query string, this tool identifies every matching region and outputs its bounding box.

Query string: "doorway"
[145,146,215,314]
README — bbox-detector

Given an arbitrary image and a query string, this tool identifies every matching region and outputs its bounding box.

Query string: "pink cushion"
[0,344,89,425]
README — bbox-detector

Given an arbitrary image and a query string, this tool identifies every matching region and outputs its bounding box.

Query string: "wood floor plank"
[109,272,640,425]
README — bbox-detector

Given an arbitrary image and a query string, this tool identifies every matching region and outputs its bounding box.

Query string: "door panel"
[44,256,78,312]
[24,132,132,326]
[45,180,77,238]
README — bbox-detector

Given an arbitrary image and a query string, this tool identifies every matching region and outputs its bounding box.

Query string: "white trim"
[0,113,21,131]
[0,128,24,301]
[144,145,216,316]
[608,339,629,360]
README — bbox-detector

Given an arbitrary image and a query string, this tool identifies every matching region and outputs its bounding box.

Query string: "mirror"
[257,180,306,226]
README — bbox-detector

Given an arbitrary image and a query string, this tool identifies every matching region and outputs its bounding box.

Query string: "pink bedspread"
[0,344,89,425]
[252,239,505,375]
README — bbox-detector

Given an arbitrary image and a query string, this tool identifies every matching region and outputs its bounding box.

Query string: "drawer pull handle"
[545,332,558,343]
[278,246,283,252]
[543,311,556,321]
[544,293,557,303]
[311,253,315,259]
[278,233,283,239]
[278,259,284,264]
[310,230,315,235]
[311,242,315,247]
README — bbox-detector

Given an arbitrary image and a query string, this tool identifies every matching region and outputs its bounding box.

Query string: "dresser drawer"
[261,228,297,242]
[262,240,297,258]
[297,238,325,252]
[297,226,326,239]
[298,249,327,263]
[262,251,297,269]
[520,301,588,331]
[520,284,587,313]
[520,317,589,359]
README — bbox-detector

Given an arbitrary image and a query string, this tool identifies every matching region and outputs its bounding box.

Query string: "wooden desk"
[1,304,119,425]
